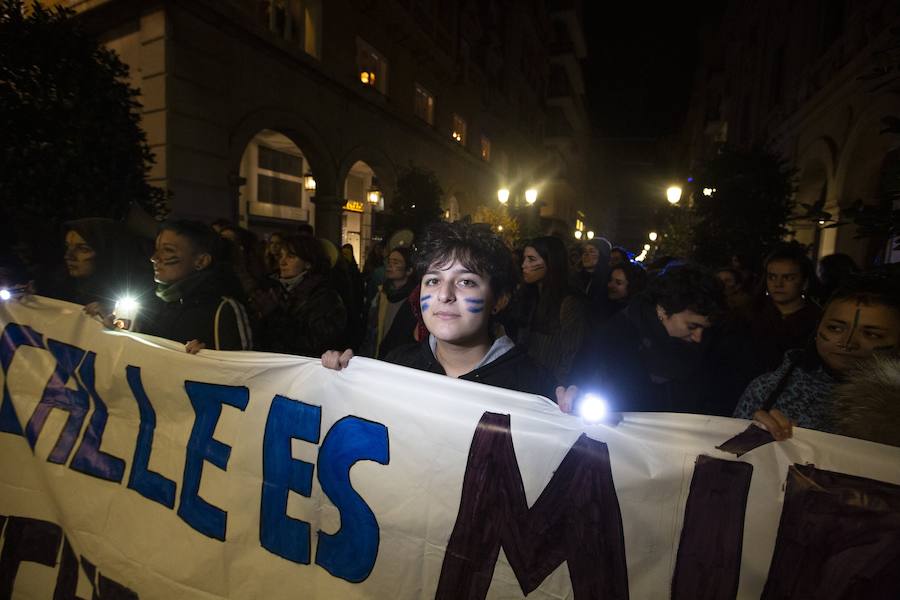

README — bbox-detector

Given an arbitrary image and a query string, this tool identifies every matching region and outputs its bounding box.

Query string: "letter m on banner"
[436,412,629,600]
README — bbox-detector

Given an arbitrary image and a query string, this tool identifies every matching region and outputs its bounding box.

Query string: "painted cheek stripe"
[464,298,485,313]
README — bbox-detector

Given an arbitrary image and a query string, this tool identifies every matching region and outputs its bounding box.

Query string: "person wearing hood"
[43,217,153,312]
[572,264,726,413]
[140,220,252,353]
[255,234,347,357]
[360,246,419,359]
[572,238,612,311]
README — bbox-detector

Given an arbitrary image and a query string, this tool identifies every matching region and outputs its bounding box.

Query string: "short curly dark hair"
[414,222,517,298]
[647,264,725,318]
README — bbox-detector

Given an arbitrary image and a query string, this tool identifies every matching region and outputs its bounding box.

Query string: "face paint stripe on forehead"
[841,300,863,349]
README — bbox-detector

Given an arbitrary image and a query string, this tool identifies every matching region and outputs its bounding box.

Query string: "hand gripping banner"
[1,296,899,599]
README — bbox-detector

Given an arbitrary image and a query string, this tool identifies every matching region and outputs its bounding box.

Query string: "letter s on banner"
[315,416,390,583]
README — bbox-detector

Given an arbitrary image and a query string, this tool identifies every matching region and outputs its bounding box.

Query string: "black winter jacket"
[139,269,252,350]
[384,339,559,400]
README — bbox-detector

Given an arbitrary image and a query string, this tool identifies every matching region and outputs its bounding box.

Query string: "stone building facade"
[682,0,900,266]
[62,0,590,258]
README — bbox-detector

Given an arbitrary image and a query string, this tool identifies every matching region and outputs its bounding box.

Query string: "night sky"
[582,2,725,139]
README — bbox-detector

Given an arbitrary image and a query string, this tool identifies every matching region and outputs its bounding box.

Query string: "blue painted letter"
[315,416,389,583]
[260,395,321,563]
[178,381,249,540]
[0,323,45,435]
[126,366,176,508]
[69,352,125,482]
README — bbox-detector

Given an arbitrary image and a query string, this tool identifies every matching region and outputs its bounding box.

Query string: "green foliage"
[0,0,167,262]
[688,147,797,267]
[386,164,444,237]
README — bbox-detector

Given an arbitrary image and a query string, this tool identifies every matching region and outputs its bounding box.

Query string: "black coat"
[385,339,559,400]
[140,269,252,350]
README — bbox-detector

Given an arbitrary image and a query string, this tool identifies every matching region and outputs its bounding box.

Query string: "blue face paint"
[420,295,432,313]
[464,298,485,313]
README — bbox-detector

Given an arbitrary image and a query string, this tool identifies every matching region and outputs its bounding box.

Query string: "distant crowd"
[1,216,897,447]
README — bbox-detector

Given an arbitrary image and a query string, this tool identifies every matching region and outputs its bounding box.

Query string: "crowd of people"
[1,216,898,447]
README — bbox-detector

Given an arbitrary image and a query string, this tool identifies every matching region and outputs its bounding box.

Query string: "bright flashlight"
[578,393,608,423]
[115,296,140,322]
[0,289,11,301]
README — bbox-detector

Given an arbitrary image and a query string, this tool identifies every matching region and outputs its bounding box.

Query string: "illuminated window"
[357,38,388,94]
[480,135,491,161]
[414,84,435,125]
[259,0,321,59]
[451,114,467,145]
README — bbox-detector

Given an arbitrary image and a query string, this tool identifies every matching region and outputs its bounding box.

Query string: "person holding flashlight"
[141,220,252,353]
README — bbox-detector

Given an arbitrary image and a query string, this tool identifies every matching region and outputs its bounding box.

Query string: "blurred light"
[497,188,510,204]
[578,393,608,423]
[524,188,538,205]
[687,177,694,182]
[702,187,713,197]
[818,220,826,225]
[666,186,683,204]
[367,186,382,205]
[303,173,316,191]
[497,225,503,232]
[586,230,594,240]
[649,231,658,241]
[115,296,139,321]
[0,289,11,301]
[643,243,651,250]
[574,230,583,239]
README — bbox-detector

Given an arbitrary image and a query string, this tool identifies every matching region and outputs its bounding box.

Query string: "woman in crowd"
[322,222,566,401]
[746,243,821,375]
[264,231,286,276]
[734,273,900,440]
[141,220,252,352]
[515,236,589,383]
[715,267,752,313]
[603,260,648,319]
[572,238,611,311]
[361,246,418,359]
[573,264,726,413]
[256,234,347,357]
[44,218,153,311]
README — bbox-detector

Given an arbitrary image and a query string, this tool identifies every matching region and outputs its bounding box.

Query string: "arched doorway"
[237,129,317,239]
[342,160,379,268]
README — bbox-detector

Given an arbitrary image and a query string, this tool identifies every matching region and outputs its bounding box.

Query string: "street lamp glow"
[497,188,510,204]
[574,230,583,240]
[497,225,503,232]
[524,188,538,205]
[643,243,651,251]
[0,289,11,301]
[666,186,682,205]
[702,187,713,197]
[649,231,658,241]
[586,230,594,240]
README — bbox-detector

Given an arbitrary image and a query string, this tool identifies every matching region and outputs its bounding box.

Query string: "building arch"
[337,145,398,205]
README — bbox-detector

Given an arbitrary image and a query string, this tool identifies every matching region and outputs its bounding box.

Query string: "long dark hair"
[524,236,572,329]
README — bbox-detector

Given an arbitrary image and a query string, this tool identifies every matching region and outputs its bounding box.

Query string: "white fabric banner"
[1,296,899,599]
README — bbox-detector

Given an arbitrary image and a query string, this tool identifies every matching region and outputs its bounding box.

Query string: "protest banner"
[1,296,899,599]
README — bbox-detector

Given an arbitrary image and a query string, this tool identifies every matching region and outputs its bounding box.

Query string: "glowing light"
[367,189,382,205]
[0,289,11,301]
[586,231,594,240]
[497,225,503,232]
[702,187,713,197]
[644,243,651,250]
[649,231,658,241]
[666,186,683,204]
[524,188,538,205]
[579,394,608,423]
[574,230,583,239]
[818,220,826,225]
[497,188,510,204]
[303,174,316,191]
[115,296,139,320]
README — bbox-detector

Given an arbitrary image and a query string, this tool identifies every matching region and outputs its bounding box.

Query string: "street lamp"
[524,188,538,205]
[574,230,583,240]
[643,243,651,251]
[649,231,658,241]
[497,188,510,204]
[303,173,316,192]
[666,186,682,205]
[586,230,594,240]
[367,184,382,206]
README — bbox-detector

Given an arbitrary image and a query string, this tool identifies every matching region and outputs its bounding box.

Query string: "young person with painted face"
[42,218,153,311]
[746,243,821,376]
[140,220,252,353]
[572,264,727,413]
[513,236,589,383]
[256,234,347,357]
[360,246,418,359]
[734,273,900,439]
[323,222,572,403]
